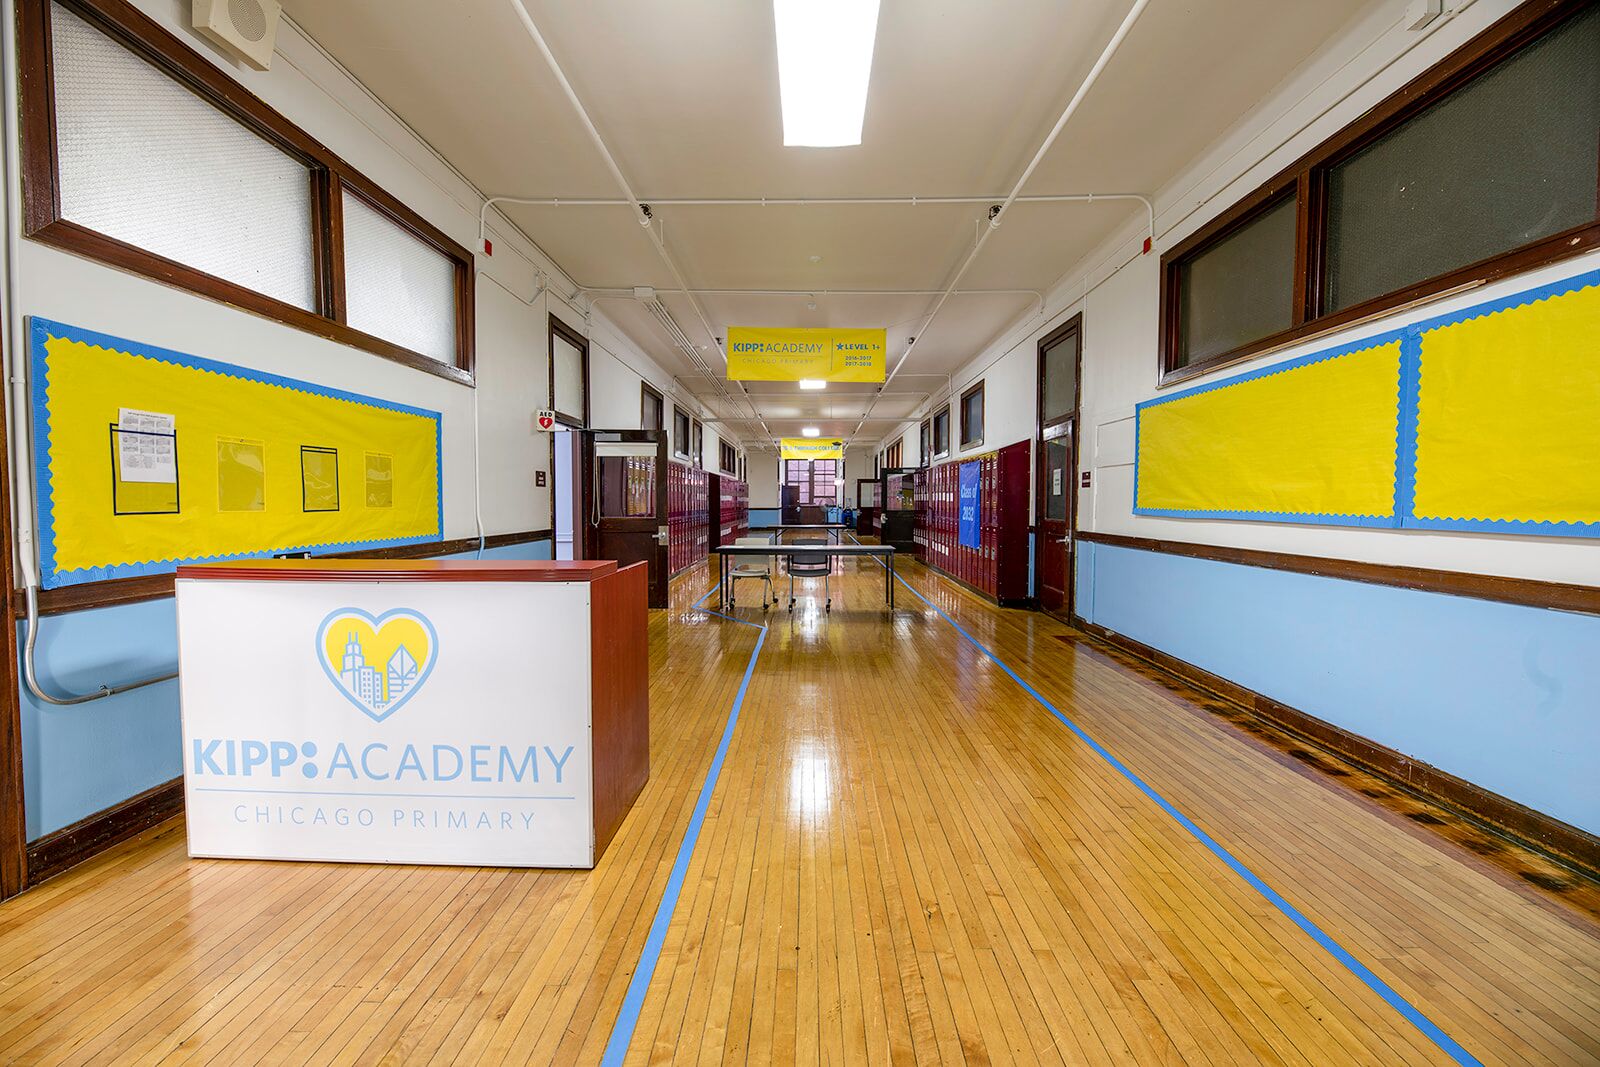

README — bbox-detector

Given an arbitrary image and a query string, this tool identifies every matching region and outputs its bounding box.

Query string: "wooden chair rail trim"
[1075,531,1599,615]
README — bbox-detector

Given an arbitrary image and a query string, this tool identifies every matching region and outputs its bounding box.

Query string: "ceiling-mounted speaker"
[192,0,282,71]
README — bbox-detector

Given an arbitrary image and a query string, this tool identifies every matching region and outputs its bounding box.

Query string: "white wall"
[897,0,1597,586]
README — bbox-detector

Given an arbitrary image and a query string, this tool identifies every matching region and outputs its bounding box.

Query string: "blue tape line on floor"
[601,584,765,1065]
[859,540,1479,1067]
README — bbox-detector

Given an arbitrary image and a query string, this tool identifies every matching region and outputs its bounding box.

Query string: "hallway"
[2,557,1595,1065]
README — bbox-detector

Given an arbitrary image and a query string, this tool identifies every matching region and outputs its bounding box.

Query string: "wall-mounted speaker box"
[192,0,282,71]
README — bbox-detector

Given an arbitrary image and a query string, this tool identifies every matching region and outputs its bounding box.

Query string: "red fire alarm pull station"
[483,238,493,256]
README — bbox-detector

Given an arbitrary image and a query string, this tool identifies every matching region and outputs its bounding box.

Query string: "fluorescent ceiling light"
[773,0,880,147]
[798,379,827,390]
[801,427,821,437]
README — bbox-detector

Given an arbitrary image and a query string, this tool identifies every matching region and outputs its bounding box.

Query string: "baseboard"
[25,777,184,888]
[1070,616,1600,881]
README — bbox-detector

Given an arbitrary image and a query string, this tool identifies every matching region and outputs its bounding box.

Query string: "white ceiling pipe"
[503,0,773,445]
[479,193,1153,251]
[847,0,1149,446]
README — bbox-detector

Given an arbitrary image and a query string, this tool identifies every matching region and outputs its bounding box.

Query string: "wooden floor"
[2,555,1598,1065]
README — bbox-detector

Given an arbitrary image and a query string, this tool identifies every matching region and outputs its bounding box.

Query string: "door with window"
[1035,317,1081,618]
[580,430,669,609]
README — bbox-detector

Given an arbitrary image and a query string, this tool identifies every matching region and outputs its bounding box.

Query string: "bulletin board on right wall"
[1134,269,1600,538]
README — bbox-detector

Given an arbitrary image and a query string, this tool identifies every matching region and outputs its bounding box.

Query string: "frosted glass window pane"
[553,333,585,420]
[1042,331,1078,423]
[342,190,458,363]
[1177,195,1297,367]
[50,2,314,309]
[1325,5,1600,312]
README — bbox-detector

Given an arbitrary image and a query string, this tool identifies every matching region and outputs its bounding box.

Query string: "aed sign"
[175,579,597,867]
[780,437,845,461]
[535,409,557,431]
[958,461,981,549]
[726,326,887,383]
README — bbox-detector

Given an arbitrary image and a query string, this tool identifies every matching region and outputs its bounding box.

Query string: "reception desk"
[173,558,649,868]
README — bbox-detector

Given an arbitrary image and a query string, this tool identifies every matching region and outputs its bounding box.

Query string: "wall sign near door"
[1081,471,1092,488]
[535,410,557,431]
[1052,469,1063,494]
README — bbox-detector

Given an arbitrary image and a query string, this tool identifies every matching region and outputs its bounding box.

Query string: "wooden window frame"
[718,440,737,475]
[673,409,690,459]
[640,382,664,432]
[1158,0,1600,387]
[884,440,902,470]
[919,419,932,467]
[959,381,985,449]
[547,316,589,428]
[931,407,951,459]
[691,419,704,468]
[18,0,476,386]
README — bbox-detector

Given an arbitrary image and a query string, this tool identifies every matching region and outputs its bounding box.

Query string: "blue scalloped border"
[29,317,446,589]
[1133,267,1600,539]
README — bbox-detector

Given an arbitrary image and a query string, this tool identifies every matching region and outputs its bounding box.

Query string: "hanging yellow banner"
[780,437,845,461]
[726,326,886,382]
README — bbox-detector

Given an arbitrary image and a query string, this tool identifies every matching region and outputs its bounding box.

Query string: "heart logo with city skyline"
[315,608,439,723]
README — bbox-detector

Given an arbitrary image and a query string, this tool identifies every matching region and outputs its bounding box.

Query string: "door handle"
[656,525,670,546]
[1057,536,1072,544]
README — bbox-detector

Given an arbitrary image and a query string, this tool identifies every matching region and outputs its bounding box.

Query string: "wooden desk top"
[175,559,621,583]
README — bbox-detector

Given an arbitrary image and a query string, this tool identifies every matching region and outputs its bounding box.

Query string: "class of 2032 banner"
[726,327,887,383]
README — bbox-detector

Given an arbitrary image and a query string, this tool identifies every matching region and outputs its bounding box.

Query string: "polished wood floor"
[1,555,1597,1065]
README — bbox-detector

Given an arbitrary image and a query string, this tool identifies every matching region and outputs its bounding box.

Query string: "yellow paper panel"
[41,334,440,578]
[780,437,845,461]
[302,448,340,512]
[1137,341,1401,517]
[1414,284,1600,525]
[217,437,266,512]
[366,452,394,508]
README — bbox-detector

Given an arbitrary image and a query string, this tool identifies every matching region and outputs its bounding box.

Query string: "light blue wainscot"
[17,537,553,841]
[1075,540,1600,838]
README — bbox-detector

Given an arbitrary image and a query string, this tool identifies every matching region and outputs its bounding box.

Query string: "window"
[20,0,476,383]
[719,440,738,474]
[342,189,457,363]
[548,318,588,427]
[1173,194,1297,370]
[691,420,704,468]
[785,459,838,505]
[919,420,932,467]
[1159,1,1600,385]
[932,407,950,458]
[673,409,690,457]
[883,440,902,469]
[959,382,985,449]
[641,383,664,432]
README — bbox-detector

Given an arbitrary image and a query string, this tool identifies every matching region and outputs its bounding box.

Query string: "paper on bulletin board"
[31,318,442,588]
[115,407,176,483]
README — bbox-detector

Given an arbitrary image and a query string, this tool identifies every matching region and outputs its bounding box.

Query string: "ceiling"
[282,0,1370,451]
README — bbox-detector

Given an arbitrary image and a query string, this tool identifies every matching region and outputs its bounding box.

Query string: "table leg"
[719,553,726,609]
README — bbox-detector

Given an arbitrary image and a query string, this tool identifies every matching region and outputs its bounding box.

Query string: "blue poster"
[958,461,981,548]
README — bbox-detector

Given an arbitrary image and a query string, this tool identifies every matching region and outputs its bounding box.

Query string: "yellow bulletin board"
[1135,339,1404,526]
[30,318,443,588]
[1410,279,1600,534]
[1134,268,1600,538]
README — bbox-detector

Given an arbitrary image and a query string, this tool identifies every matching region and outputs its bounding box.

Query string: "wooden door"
[581,430,669,609]
[1035,317,1082,619]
